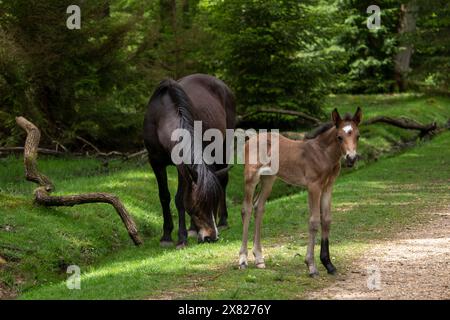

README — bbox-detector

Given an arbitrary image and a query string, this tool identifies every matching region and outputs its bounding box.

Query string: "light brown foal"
[239,107,362,276]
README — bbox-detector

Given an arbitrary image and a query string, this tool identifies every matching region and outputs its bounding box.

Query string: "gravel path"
[310,208,450,300]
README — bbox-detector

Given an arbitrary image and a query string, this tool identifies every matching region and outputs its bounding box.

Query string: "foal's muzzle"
[345,154,357,167]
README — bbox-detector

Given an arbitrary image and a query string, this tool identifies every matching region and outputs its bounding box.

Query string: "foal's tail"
[153,79,222,215]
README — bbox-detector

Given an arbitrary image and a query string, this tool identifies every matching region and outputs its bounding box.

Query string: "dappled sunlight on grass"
[2,123,450,299]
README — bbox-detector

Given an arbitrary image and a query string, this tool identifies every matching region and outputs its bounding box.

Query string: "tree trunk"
[394,1,418,92]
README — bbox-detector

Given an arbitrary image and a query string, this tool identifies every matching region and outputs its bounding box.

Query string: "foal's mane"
[304,113,353,140]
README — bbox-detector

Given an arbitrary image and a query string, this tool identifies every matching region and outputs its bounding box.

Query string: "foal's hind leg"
[252,176,276,269]
[175,171,188,249]
[239,176,259,269]
[217,165,229,230]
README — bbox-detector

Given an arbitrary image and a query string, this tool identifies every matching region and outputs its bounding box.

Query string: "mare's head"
[185,165,232,243]
[332,107,363,168]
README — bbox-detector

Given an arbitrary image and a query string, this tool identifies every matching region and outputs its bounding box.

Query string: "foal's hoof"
[327,267,337,275]
[255,262,266,269]
[324,262,337,275]
[188,230,198,238]
[309,271,320,278]
[239,263,248,270]
[160,240,174,247]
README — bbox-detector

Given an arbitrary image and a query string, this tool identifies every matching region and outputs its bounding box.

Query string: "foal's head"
[332,107,363,167]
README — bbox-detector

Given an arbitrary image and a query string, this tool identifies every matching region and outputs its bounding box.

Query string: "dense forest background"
[0,0,449,151]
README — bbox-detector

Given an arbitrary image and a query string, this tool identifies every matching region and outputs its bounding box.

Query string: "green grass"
[0,93,449,299]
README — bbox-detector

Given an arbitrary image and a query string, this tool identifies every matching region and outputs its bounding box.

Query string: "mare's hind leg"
[252,175,276,269]
[217,165,229,230]
[150,160,174,246]
[320,185,337,274]
[239,174,259,269]
[305,184,322,277]
[175,171,188,249]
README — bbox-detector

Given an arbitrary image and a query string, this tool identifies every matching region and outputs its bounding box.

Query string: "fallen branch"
[364,116,437,137]
[0,147,67,156]
[237,107,321,125]
[16,117,142,246]
[125,149,147,160]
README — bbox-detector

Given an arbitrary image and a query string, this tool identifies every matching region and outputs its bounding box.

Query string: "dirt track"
[310,208,450,300]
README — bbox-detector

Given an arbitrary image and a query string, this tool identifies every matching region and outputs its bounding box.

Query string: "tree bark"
[15,117,142,246]
[394,1,418,92]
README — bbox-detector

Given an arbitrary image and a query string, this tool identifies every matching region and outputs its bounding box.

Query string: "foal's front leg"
[305,185,322,277]
[252,176,275,269]
[239,181,257,269]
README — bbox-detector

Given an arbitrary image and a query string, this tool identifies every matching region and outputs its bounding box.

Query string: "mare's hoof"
[188,230,198,238]
[160,240,174,247]
[255,262,266,269]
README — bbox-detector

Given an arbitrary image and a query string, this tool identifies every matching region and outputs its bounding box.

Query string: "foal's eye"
[337,136,343,143]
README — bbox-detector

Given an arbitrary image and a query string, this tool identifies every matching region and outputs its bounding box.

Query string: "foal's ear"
[331,108,342,128]
[353,107,362,126]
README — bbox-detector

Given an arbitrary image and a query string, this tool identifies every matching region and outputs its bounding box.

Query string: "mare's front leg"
[151,161,173,246]
[320,184,337,274]
[175,171,188,249]
[305,184,322,277]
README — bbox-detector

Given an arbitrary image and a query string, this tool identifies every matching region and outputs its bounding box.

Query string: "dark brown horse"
[144,74,235,248]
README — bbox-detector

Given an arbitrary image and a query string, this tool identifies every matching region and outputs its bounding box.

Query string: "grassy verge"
[0,94,449,299]
[325,93,450,164]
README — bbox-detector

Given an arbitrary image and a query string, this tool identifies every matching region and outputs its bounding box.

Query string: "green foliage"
[0,0,449,149]
[0,0,140,149]
[411,0,450,93]
[336,0,401,93]
[204,0,346,116]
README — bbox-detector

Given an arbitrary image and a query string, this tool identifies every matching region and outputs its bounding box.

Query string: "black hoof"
[327,268,337,275]
[325,263,337,275]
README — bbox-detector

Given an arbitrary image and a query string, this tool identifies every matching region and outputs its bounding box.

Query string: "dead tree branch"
[16,116,142,246]
[0,147,67,156]
[237,107,322,125]
[364,116,437,136]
